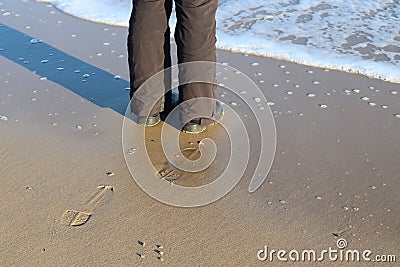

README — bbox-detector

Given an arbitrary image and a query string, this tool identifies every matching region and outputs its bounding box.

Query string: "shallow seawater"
[34,0,400,82]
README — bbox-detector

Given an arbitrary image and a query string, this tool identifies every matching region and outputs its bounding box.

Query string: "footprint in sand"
[61,183,114,226]
[83,184,114,207]
[60,210,92,226]
[154,143,204,183]
[156,166,180,182]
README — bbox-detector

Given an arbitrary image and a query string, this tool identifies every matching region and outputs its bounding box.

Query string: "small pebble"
[30,38,40,44]
[0,115,8,121]
[76,125,82,130]
[106,172,114,177]
[307,93,316,98]
[319,104,328,109]
[128,147,138,154]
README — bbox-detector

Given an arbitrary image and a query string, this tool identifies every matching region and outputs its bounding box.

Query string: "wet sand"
[0,0,399,266]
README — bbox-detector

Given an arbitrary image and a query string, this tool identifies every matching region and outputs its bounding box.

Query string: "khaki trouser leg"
[174,0,218,126]
[128,0,173,117]
[128,0,217,123]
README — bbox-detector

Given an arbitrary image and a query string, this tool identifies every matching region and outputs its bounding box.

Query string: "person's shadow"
[0,23,209,131]
[0,23,130,116]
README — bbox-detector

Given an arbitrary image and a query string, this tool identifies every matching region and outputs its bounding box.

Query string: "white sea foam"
[36,0,400,83]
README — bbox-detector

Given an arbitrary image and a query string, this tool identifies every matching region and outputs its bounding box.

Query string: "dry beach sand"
[1,0,399,266]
